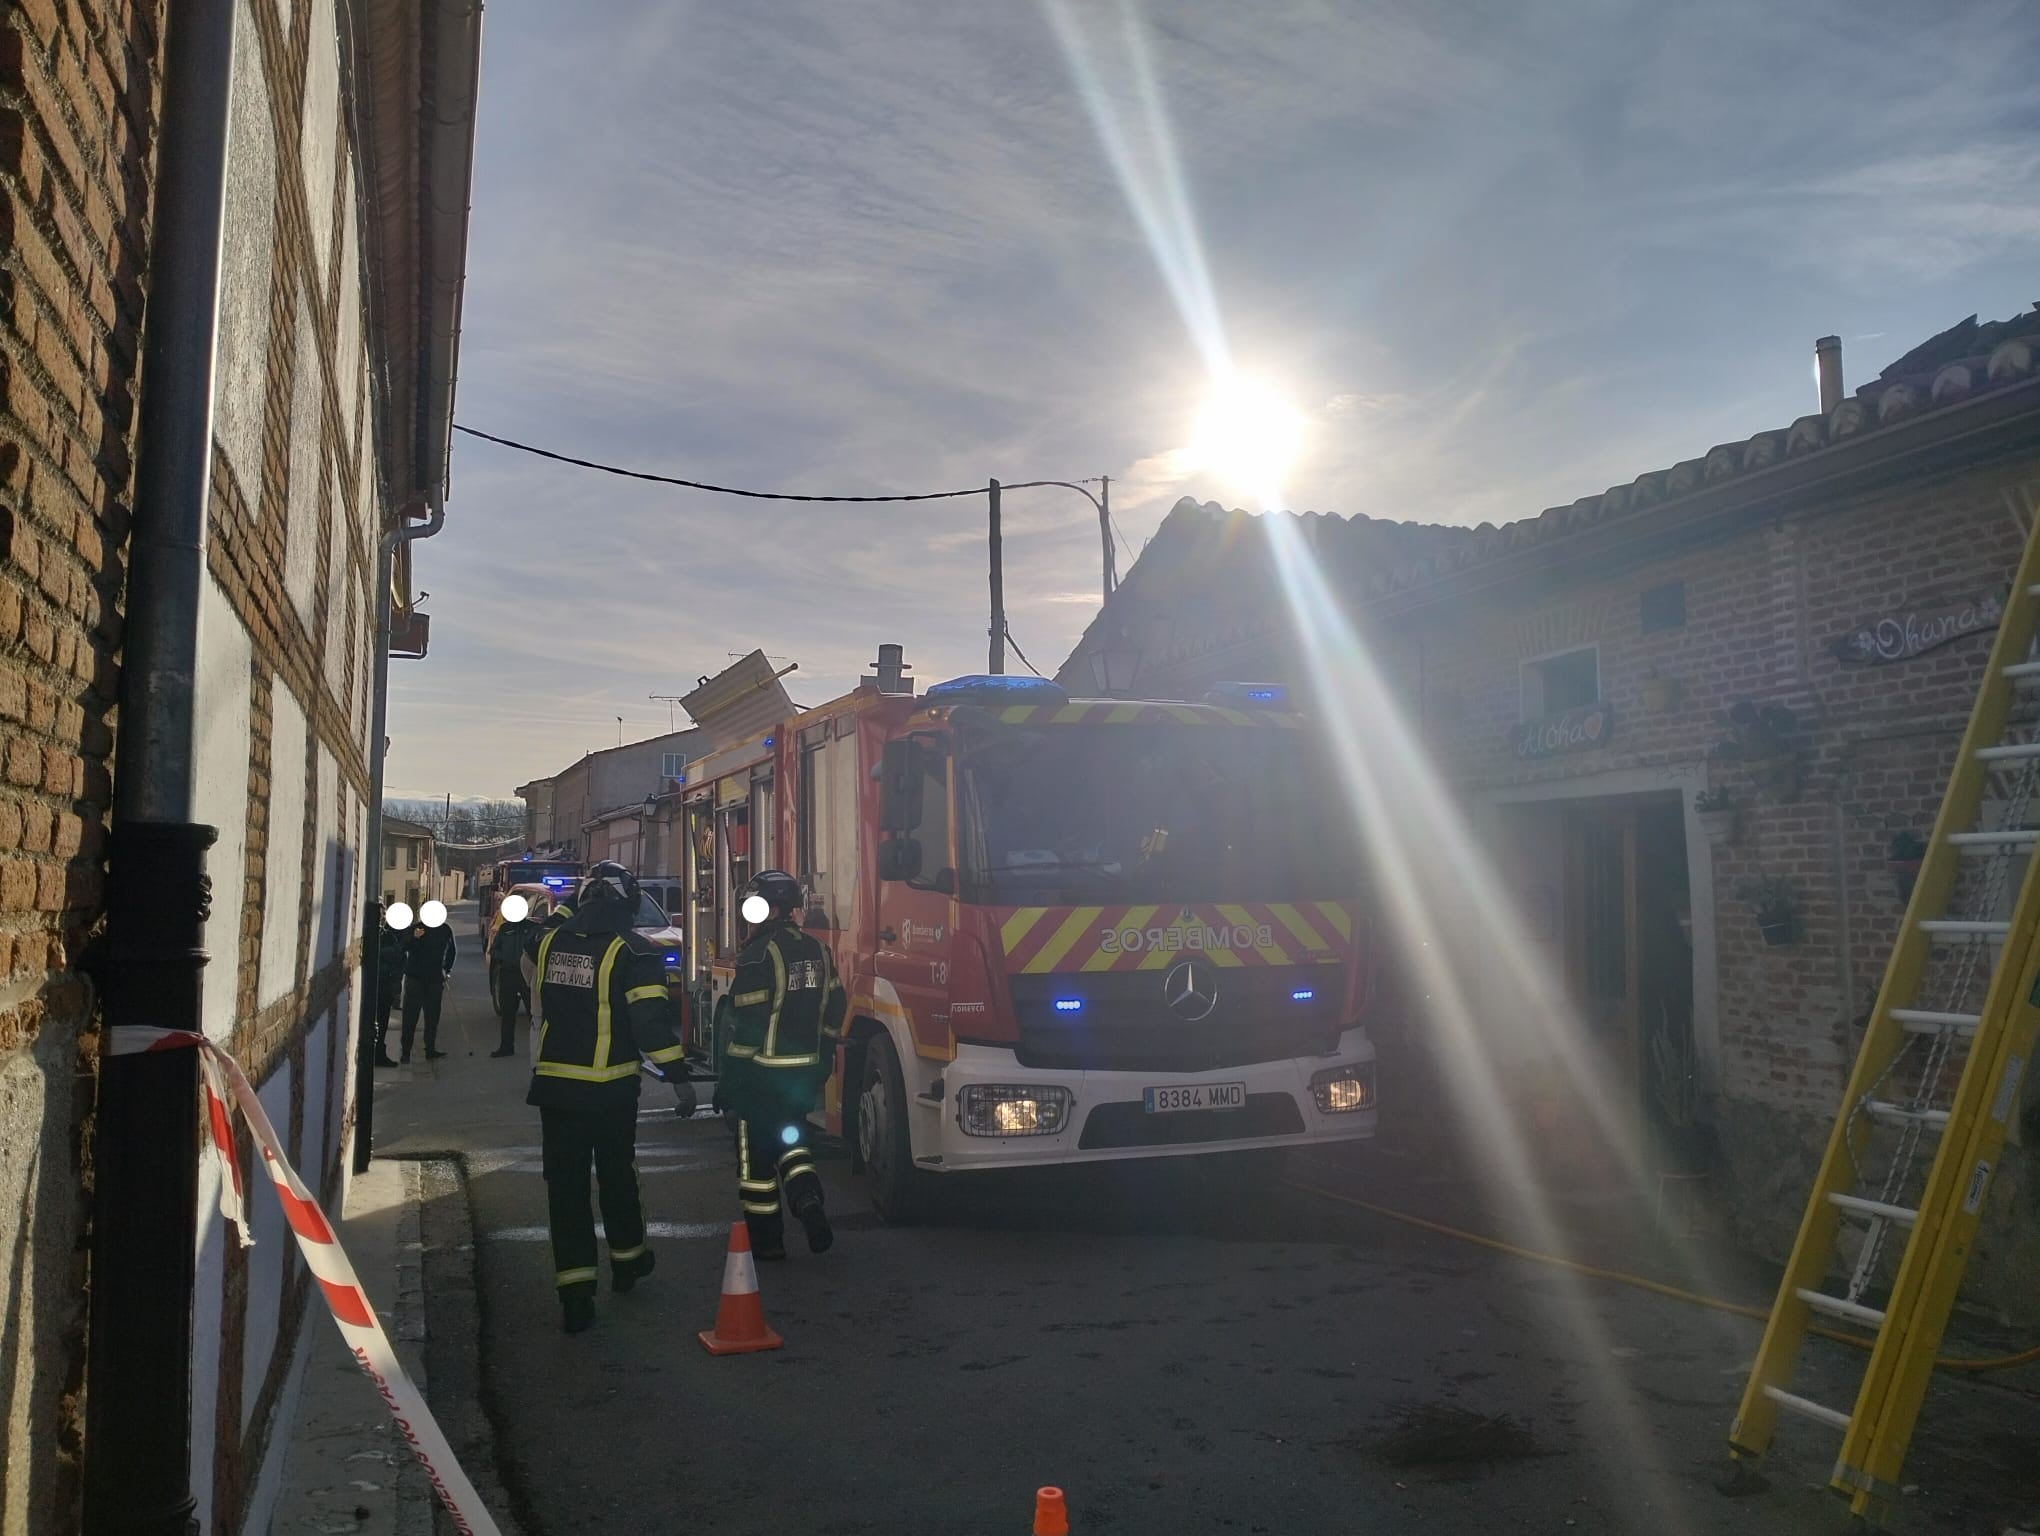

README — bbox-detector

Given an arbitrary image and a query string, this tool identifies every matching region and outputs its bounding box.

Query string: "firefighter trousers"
[734,1111,822,1253]
[539,1103,646,1296]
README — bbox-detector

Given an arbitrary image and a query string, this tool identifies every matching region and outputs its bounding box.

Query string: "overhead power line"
[455,424,1119,518]
[460,423,1051,506]
[1003,624,1049,680]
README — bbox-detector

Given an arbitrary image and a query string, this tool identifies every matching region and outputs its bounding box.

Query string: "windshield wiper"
[981,860,1128,885]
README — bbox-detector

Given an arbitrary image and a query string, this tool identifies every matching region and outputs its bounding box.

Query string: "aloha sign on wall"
[1830,590,2004,666]
[1508,702,1614,760]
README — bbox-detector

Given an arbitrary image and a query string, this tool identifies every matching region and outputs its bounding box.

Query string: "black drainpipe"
[81,2,235,1533]
[352,506,441,1174]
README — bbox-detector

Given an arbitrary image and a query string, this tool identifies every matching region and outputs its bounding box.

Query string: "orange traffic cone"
[698,1220,784,1355]
[1033,1486,1068,1536]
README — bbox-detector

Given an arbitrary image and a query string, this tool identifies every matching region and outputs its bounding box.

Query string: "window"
[406,842,418,870]
[1521,647,1599,720]
[915,745,952,889]
[384,844,396,870]
[798,743,824,883]
[1640,580,1686,634]
[660,751,688,782]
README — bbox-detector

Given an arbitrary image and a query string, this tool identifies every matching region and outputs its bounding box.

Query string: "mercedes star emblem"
[1163,959,1219,1022]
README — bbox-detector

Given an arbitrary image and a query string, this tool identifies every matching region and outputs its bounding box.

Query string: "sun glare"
[1191,374,1305,507]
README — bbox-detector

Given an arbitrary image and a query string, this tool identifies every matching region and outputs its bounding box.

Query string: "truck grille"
[1077,1093,1304,1150]
[1004,969,1343,1074]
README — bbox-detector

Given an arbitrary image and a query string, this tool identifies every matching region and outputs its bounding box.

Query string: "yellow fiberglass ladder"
[1730,517,2040,1524]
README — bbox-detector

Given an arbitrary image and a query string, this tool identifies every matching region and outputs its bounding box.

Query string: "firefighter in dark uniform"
[525,861,686,1333]
[724,870,845,1258]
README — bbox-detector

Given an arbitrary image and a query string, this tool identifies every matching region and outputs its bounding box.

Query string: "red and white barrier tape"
[109,1027,503,1536]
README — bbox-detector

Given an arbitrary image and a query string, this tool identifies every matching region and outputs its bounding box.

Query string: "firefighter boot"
[561,1288,596,1334]
[611,1249,656,1293]
[794,1192,833,1255]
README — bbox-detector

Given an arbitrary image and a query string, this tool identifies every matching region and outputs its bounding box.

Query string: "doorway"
[1563,795,1694,1149]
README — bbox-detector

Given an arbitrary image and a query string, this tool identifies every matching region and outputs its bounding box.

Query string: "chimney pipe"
[869,643,912,695]
[1815,335,1843,416]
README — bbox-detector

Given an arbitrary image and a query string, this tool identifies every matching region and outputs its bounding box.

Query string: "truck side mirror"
[877,837,923,882]
[879,740,925,832]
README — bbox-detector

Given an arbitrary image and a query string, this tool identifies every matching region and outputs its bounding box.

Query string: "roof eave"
[347,0,483,522]
[1368,375,2040,620]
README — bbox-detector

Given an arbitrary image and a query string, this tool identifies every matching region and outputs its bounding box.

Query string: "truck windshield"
[958,724,1357,904]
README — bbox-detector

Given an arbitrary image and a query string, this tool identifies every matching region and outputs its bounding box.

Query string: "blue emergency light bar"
[1290,988,1315,1002]
[1052,997,1084,1013]
[1205,682,1290,708]
[543,877,569,887]
[925,675,1070,707]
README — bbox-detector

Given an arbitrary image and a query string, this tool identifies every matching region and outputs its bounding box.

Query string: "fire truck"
[479,855,581,930]
[679,656,1377,1220]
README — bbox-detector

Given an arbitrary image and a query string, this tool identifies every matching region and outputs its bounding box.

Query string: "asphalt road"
[371,913,2040,1535]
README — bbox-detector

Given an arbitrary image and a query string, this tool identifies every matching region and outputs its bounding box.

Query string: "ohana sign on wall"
[1830,589,2005,666]
[1508,702,1614,761]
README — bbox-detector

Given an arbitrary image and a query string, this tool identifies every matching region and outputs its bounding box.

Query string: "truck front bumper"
[916,1030,1376,1171]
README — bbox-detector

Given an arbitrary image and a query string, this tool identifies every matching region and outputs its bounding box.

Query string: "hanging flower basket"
[1737,876,1800,947]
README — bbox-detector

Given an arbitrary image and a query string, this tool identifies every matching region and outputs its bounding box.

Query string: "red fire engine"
[678,654,1376,1219]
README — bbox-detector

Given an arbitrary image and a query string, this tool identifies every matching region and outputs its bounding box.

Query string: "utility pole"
[617,715,624,746]
[987,478,1005,675]
[1098,474,1114,602]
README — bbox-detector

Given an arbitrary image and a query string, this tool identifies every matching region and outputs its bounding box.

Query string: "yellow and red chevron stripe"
[997,901,1353,974]
[986,701,1303,729]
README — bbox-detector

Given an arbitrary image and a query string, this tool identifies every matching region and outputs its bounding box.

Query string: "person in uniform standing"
[723,870,845,1259]
[399,905,456,1063]
[527,861,687,1333]
[488,893,540,1058]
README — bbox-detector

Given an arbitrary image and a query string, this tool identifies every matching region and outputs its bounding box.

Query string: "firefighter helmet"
[740,869,803,926]
[579,860,639,918]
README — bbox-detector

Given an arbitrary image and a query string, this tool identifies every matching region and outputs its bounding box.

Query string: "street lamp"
[1087,627,1142,697]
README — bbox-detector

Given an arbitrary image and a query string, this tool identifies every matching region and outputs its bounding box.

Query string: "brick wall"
[3,0,396,1528]
[1116,463,2040,1317]
[0,0,158,1529]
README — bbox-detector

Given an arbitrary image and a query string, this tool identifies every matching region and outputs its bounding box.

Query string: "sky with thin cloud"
[385,0,2040,801]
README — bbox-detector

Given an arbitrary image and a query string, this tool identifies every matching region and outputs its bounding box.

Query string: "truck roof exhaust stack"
[868,643,913,695]
[1815,334,1843,415]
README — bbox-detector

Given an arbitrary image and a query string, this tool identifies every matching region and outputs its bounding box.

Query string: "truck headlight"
[959,1084,1071,1137]
[1310,1064,1375,1113]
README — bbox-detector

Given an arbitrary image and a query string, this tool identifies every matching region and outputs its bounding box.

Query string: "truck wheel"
[859,1033,925,1224]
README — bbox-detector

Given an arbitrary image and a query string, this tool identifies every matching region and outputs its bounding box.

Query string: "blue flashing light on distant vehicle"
[925,675,1070,707]
[1052,997,1083,1013]
[1291,988,1315,1002]
[1204,682,1290,708]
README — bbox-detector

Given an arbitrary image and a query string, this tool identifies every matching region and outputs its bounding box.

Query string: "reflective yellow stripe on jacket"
[535,933,640,1084]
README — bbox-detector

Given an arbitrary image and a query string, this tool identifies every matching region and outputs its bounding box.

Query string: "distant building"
[379,817,437,909]
[1061,311,2040,1321]
[516,726,707,864]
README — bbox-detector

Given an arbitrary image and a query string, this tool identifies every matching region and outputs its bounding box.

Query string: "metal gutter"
[82,2,236,1531]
